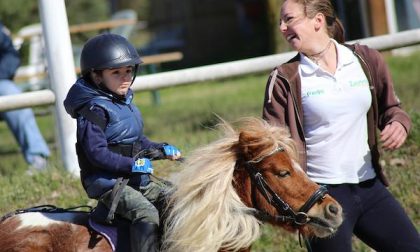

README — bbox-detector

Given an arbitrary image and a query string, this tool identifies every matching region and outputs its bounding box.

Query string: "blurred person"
[262,0,420,251]
[0,21,50,173]
[64,33,182,252]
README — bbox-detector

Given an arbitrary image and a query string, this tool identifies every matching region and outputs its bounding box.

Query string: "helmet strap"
[130,64,139,86]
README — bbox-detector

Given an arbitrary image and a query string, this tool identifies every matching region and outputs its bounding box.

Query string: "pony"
[0,117,343,252]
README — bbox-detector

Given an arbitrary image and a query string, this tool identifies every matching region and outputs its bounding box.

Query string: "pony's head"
[162,117,342,252]
[232,118,342,238]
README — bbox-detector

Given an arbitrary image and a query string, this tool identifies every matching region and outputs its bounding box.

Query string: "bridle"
[243,146,328,226]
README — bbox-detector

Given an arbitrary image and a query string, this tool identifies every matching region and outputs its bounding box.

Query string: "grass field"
[0,51,419,251]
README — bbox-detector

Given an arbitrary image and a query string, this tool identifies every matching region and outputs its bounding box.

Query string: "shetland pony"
[0,117,342,252]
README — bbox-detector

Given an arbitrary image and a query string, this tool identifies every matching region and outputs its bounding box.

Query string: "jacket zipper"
[276,71,308,166]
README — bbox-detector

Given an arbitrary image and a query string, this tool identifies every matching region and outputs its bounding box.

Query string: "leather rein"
[243,146,328,226]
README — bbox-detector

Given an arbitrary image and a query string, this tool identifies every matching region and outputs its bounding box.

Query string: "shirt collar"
[299,53,319,75]
[334,39,355,69]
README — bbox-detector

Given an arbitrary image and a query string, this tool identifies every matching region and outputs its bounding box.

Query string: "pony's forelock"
[237,117,298,163]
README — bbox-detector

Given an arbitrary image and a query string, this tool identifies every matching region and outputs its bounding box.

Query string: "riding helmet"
[80,33,142,77]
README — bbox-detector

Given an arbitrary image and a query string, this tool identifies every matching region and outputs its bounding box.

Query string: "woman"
[64,33,181,252]
[262,0,420,251]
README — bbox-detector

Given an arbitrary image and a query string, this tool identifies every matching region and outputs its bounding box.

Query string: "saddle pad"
[88,218,117,251]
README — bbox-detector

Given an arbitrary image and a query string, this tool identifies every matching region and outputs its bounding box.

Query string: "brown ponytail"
[329,16,345,43]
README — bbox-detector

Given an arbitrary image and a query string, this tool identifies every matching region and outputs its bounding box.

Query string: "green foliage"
[0,0,39,32]
[0,52,419,250]
[268,0,290,53]
[114,0,150,20]
[65,0,109,25]
[385,51,420,113]
[0,0,109,34]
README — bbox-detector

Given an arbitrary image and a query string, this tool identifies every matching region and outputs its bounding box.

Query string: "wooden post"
[369,1,389,35]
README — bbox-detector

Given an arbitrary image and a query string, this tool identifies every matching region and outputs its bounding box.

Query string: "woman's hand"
[380,121,408,150]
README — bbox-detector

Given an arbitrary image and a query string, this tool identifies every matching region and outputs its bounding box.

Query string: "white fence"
[3,28,420,112]
[1,28,420,175]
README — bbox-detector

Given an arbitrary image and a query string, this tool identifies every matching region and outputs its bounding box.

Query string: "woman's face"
[96,66,134,96]
[279,1,316,52]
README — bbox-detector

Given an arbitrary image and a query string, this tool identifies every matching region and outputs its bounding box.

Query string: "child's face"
[96,66,134,96]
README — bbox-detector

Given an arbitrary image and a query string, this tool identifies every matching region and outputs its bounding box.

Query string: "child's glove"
[132,158,153,174]
[163,145,181,160]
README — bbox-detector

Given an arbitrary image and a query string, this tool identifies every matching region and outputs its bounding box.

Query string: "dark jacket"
[262,43,411,186]
[64,78,165,198]
[0,22,20,80]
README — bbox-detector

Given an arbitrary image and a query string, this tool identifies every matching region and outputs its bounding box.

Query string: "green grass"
[0,52,419,251]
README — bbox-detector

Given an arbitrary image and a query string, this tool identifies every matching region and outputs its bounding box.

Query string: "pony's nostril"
[328,204,339,215]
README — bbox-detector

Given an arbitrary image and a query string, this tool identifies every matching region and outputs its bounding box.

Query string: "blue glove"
[132,158,153,174]
[163,145,181,159]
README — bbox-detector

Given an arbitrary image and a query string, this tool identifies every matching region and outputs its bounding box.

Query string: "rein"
[0,205,93,222]
[244,146,328,226]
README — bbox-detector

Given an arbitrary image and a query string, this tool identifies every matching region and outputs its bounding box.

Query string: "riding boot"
[130,221,159,252]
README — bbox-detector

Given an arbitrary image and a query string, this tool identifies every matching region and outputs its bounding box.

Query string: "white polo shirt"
[299,40,376,184]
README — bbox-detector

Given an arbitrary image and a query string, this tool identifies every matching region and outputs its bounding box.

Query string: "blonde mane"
[161,117,297,252]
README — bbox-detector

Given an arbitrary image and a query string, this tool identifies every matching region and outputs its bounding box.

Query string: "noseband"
[244,146,328,226]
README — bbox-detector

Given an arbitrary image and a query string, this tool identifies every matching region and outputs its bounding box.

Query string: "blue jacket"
[0,22,20,80]
[64,78,164,198]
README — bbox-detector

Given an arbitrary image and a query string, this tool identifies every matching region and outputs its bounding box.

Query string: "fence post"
[38,0,79,176]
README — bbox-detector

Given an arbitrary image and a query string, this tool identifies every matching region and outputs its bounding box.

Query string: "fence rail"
[2,27,420,176]
[2,28,420,112]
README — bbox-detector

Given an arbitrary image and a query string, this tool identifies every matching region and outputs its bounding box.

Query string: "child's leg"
[141,180,169,204]
[100,185,159,252]
[100,185,159,224]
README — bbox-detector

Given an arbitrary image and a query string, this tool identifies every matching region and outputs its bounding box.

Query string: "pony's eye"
[276,170,290,178]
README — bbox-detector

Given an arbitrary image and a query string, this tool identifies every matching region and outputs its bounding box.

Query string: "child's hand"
[163,145,182,160]
[132,158,153,174]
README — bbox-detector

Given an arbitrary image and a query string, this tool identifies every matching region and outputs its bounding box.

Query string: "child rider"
[64,33,182,252]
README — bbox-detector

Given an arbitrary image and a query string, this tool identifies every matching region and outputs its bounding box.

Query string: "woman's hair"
[288,0,345,43]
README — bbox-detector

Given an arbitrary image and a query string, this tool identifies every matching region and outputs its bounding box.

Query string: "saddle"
[0,204,125,251]
[89,202,131,252]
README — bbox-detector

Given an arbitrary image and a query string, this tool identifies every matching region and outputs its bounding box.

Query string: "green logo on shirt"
[349,79,368,87]
[306,89,325,97]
